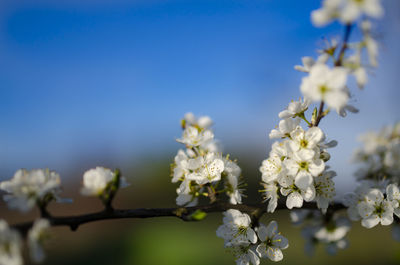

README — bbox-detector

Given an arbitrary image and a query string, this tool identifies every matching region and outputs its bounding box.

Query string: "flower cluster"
[260,0,384,215]
[343,123,400,229]
[294,1,383,118]
[290,210,351,255]
[311,0,383,26]
[260,98,337,214]
[353,122,400,182]
[216,209,288,264]
[343,123,400,230]
[171,113,244,206]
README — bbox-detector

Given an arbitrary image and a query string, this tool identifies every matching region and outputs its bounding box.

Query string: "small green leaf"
[190,210,207,221]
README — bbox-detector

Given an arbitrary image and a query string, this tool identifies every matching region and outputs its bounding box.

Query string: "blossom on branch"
[217,210,289,264]
[0,169,64,212]
[300,64,349,114]
[81,167,129,197]
[172,113,244,206]
[216,209,257,247]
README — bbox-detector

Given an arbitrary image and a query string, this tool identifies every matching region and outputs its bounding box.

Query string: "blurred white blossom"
[28,219,51,263]
[300,64,349,114]
[0,169,63,212]
[311,0,383,26]
[0,220,22,265]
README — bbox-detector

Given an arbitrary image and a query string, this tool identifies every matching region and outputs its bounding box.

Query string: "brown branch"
[11,201,346,236]
[335,24,353,67]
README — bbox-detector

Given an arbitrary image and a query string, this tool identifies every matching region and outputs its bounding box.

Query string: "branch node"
[70,224,79,231]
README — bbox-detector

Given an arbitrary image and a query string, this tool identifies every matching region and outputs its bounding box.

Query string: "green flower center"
[319,85,329,95]
[374,204,385,216]
[300,139,308,148]
[298,161,309,171]
[238,225,247,235]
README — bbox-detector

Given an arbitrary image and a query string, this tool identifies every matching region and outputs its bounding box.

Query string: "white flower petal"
[266,247,283,262]
[286,192,303,209]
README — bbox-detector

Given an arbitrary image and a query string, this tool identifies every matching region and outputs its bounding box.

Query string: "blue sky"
[0,0,399,192]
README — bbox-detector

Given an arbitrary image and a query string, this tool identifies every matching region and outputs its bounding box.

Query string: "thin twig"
[11,201,346,236]
[313,24,353,127]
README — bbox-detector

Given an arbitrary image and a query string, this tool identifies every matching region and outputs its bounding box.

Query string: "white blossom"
[353,123,400,183]
[175,179,198,206]
[296,215,350,256]
[181,113,221,152]
[357,188,394,228]
[344,52,368,88]
[340,0,383,24]
[285,149,325,190]
[386,183,400,217]
[28,219,51,263]
[186,152,225,185]
[173,113,245,206]
[261,182,279,213]
[311,0,384,26]
[343,181,376,221]
[256,221,289,262]
[183,112,213,129]
[177,126,214,147]
[353,67,367,88]
[231,244,260,265]
[224,159,243,205]
[216,209,257,247]
[278,98,311,119]
[0,220,22,265]
[260,156,287,184]
[294,55,329,73]
[314,171,336,213]
[288,126,325,154]
[314,217,350,244]
[269,141,289,161]
[172,149,190,183]
[80,167,129,197]
[269,118,300,139]
[300,64,348,114]
[311,0,342,27]
[316,219,350,255]
[280,175,316,209]
[0,169,63,212]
